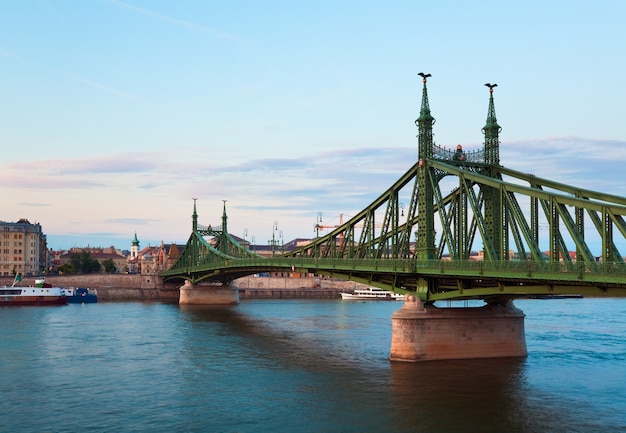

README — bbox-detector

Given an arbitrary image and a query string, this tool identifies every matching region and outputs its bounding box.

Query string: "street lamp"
[271,222,278,256]
[315,211,323,238]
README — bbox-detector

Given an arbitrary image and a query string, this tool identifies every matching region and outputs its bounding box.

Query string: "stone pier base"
[179,281,239,305]
[390,295,527,362]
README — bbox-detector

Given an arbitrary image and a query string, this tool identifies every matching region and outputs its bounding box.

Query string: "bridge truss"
[161,76,626,302]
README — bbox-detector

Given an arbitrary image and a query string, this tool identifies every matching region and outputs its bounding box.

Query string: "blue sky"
[1,0,625,252]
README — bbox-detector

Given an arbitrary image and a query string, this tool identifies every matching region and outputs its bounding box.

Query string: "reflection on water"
[179,299,626,433]
[390,358,526,433]
[0,299,624,433]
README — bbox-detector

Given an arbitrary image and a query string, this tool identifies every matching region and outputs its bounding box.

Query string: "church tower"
[131,232,140,260]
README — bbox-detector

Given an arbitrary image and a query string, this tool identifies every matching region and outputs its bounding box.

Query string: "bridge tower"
[481,84,506,259]
[415,73,436,260]
[178,198,240,306]
[391,77,527,362]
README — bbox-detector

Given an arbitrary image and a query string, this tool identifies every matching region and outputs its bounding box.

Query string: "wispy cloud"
[1,175,105,190]
[4,136,625,249]
[0,155,157,189]
[18,202,51,208]
[0,48,25,60]
[107,0,247,43]
[60,72,137,100]
[502,137,626,191]
[6,153,160,175]
[2,138,621,198]
[105,218,160,225]
[0,48,137,100]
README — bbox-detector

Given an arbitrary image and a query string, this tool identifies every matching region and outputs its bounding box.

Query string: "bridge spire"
[416,72,436,260]
[416,72,435,159]
[221,200,228,236]
[482,83,501,166]
[192,198,198,232]
[481,84,504,260]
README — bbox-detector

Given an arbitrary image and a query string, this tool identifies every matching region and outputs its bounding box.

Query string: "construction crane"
[314,213,382,238]
[314,213,343,238]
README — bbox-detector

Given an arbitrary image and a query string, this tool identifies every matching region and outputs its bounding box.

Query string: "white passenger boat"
[0,276,68,306]
[340,287,404,301]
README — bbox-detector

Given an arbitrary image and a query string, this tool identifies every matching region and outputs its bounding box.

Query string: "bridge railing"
[421,259,626,279]
[432,144,485,163]
[182,256,626,281]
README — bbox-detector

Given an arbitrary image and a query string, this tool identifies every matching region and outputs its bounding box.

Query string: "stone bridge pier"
[178,280,239,305]
[390,296,527,362]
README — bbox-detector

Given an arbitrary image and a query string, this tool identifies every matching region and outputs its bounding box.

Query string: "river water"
[0,297,624,433]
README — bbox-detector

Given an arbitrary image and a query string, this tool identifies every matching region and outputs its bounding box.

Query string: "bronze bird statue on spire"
[485,83,498,92]
[418,72,432,82]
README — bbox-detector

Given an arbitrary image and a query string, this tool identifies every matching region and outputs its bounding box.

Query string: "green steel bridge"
[160,75,626,304]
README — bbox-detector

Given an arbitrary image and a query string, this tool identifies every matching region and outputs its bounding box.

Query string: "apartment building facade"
[0,218,48,277]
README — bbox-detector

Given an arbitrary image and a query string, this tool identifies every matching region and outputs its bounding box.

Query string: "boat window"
[0,289,21,295]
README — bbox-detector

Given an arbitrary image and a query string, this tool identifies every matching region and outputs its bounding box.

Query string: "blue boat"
[61,287,98,303]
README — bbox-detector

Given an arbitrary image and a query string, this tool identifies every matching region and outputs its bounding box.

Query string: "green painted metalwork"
[481,83,504,261]
[161,255,626,300]
[168,200,263,283]
[161,75,626,302]
[416,72,436,260]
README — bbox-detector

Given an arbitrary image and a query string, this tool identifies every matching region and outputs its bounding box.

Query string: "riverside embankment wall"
[0,274,180,301]
[1,275,364,301]
[234,276,362,299]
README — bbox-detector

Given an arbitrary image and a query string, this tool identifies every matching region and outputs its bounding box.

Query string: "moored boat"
[340,287,404,301]
[60,287,98,303]
[0,276,68,306]
[35,279,98,304]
